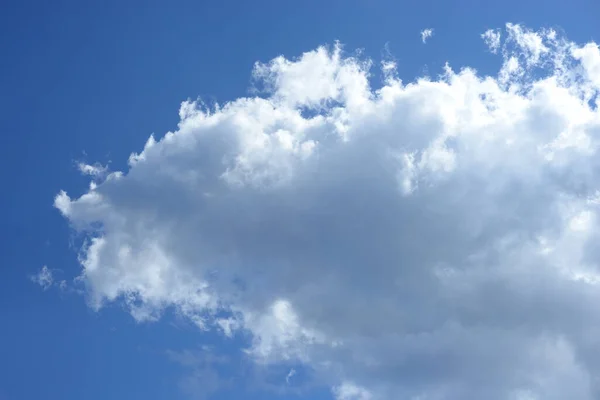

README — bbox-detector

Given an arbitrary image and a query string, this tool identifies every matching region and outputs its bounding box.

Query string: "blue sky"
[2,1,600,399]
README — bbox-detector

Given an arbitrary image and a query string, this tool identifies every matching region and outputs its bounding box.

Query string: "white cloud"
[55,24,600,399]
[334,382,372,400]
[421,28,434,44]
[482,29,501,53]
[572,43,600,95]
[30,266,53,290]
[77,162,108,178]
[504,23,549,67]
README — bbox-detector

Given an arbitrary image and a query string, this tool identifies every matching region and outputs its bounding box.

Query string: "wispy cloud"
[420,28,434,43]
[482,28,502,53]
[286,368,296,384]
[29,266,53,290]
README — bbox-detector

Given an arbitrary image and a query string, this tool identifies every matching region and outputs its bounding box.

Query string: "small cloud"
[421,28,434,44]
[505,23,549,66]
[334,382,372,400]
[217,317,241,337]
[380,42,398,80]
[30,266,53,290]
[482,28,502,54]
[285,368,296,384]
[30,268,74,292]
[77,162,108,179]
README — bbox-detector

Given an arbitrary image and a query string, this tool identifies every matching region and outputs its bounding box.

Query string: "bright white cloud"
[572,43,600,92]
[421,28,434,43]
[482,28,501,53]
[77,162,108,177]
[505,23,549,66]
[54,24,600,399]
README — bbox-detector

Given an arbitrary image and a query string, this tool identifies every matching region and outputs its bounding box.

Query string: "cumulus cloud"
[54,24,600,399]
[421,28,434,44]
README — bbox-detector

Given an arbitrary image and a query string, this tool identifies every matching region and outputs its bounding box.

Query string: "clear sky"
[2,0,600,399]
